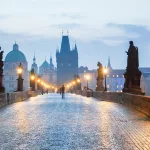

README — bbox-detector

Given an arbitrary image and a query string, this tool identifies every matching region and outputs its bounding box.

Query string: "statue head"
[97,62,102,67]
[129,41,134,46]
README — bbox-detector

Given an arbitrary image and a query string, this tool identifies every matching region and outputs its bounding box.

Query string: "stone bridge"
[0,92,150,150]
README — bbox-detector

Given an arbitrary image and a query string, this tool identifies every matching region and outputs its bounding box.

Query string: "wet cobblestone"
[0,94,150,150]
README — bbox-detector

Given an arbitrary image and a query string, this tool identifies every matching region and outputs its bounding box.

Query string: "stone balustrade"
[76,90,150,117]
[0,90,42,108]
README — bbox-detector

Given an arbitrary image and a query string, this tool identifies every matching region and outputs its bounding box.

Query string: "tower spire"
[33,52,36,63]
[107,56,112,70]
[50,52,52,64]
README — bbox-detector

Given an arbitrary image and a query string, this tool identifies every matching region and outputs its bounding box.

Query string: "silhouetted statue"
[126,41,139,72]
[0,47,5,93]
[123,41,142,95]
[96,62,104,91]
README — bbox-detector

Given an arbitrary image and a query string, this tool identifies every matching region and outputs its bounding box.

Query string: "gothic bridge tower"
[56,35,78,87]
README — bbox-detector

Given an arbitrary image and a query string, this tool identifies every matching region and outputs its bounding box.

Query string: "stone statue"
[123,41,142,95]
[0,47,5,93]
[126,41,139,72]
[96,62,104,91]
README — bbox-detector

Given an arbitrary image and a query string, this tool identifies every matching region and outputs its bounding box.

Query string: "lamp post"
[30,69,36,91]
[84,75,90,89]
[17,63,24,91]
[103,66,108,92]
[37,76,41,90]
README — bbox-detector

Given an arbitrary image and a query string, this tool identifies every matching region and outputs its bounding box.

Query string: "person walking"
[60,87,62,95]
[61,85,65,99]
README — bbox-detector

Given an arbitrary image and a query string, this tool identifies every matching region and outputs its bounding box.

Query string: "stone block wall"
[0,90,42,108]
[76,91,150,117]
[0,93,7,107]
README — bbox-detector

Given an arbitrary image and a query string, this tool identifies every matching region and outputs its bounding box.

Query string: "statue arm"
[126,51,128,55]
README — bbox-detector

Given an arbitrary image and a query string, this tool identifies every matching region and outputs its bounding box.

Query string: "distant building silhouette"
[56,35,78,87]
[39,56,57,85]
[78,58,150,95]
[3,43,29,92]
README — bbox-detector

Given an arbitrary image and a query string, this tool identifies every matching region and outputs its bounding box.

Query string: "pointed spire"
[107,56,112,70]
[50,52,52,64]
[33,52,36,62]
[75,41,77,50]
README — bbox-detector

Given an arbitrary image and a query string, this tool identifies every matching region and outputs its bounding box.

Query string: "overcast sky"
[0,0,150,69]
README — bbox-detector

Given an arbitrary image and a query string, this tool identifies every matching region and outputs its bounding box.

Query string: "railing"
[83,86,93,97]
[0,90,42,108]
[76,90,150,117]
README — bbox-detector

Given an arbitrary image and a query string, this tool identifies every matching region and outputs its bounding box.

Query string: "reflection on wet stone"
[0,94,150,150]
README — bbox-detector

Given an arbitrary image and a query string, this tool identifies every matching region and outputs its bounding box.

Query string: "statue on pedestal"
[0,47,5,93]
[123,41,143,95]
[96,62,104,91]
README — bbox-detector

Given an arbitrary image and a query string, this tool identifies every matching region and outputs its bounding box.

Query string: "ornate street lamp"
[103,66,108,91]
[17,63,24,91]
[30,69,36,91]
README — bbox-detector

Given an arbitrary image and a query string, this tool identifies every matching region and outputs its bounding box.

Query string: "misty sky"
[0,0,150,70]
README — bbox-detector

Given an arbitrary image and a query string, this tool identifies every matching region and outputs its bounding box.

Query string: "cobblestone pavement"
[0,94,150,150]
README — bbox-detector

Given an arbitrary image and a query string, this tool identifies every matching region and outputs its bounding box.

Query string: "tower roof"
[40,60,50,68]
[60,36,71,53]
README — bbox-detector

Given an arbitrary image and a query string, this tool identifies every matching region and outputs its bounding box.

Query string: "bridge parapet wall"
[77,91,150,117]
[0,90,41,108]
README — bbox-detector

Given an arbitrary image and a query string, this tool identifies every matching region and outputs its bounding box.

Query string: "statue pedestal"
[0,76,5,93]
[123,70,143,95]
[123,87,142,95]
[0,87,5,93]
[96,78,104,91]
[17,77,24,91]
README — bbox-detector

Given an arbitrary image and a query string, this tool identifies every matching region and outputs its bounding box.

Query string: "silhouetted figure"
[61,85,65,99]
[60,88,62,95]
[123,41,142,94]
[41,88,44,95]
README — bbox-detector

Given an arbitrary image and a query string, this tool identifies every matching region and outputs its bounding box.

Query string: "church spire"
[50,53,54,69]
[33,52,36,63]
[75,41,77,51]
[31,52,38,74]
[50,53,52,64]
[107,56,112,70]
